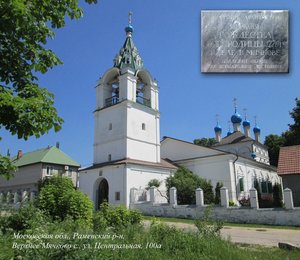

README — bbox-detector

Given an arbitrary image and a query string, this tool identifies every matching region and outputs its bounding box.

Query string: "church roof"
[278,145,300,175]
[113,25,143,72]
[213,131,253,146]
[12,147,80,168]
[213,131,268,149]
[80,158,177,171]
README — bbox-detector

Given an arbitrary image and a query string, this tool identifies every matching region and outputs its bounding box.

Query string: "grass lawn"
[142,215,300,230]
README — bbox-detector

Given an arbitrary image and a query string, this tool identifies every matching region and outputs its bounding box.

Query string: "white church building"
[79,18,280,209]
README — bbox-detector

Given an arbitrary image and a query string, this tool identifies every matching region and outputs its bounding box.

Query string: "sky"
[1,0,300,167]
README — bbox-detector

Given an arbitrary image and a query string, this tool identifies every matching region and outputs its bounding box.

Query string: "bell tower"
[93,14,160,164]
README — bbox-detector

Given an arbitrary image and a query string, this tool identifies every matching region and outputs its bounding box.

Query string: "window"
[239,178,244,192]
[261,181,268,193]
[267,182,273,193]
[108,154,112,161]
[46,166,53,176]
[109,123,112,130]
[115,192,120,201]
[142,123,146,130]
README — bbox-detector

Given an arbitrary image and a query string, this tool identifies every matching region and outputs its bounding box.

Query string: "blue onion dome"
[253,126,261,134]
[242,119,251,127]
[125,25,134,33]
[214,124,222,133]
[231,113,242,124]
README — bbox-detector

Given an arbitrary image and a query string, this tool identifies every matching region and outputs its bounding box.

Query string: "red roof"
[277,145,300,175]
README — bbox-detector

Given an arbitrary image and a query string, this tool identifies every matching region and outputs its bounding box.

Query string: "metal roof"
[12,147,80,167]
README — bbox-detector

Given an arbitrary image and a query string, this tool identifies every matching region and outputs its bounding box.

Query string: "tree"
[36,176,93,226]
[284,98,300,146]
[264,134,285,166]
[214,182,223,205]
[194,138,217,147]
[166,166,214,205]
[264,98,300,166]
[272,183,283,208]
[0,0,97,178]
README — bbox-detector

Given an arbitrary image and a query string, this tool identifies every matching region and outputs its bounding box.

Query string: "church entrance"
[97,178,109,210]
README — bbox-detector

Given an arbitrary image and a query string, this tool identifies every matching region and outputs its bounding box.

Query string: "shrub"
[36,176,93,226]
[229,200,236,207]
[214,182,223,205]
[195,206,223,237]
[273,183,283,208]
[1,204,48,233]
[147,179,161,189]
[93,202,142,231]
[238,196,250,207]
[166,166,214,204]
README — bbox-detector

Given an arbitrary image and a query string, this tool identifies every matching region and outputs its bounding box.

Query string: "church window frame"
[115,192,120,201]
[239,177,244,192]
[261,180,268,193]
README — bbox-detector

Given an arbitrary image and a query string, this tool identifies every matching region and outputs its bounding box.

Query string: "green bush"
[93,202,142,231]
[273,183,283,208]
[166,166,214,204]
[194,206,223,237]
[214,181,223,205]
[36,176,93,226]
[147,179,161,189]
[1,204,48,234]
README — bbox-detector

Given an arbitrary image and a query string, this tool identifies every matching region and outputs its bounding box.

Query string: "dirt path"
[143,220,300,247]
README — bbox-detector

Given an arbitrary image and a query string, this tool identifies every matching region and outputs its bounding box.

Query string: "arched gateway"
[97,178,109,209]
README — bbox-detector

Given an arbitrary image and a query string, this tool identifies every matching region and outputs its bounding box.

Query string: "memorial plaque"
[201,10,289,73]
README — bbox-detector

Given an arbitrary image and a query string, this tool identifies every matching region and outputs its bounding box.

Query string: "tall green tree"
[0,0,97,178]
[166,166,214,205]
[283,98,300,146]
[194,138,217,147]
[264,98,300,166]
[264,134,285,166]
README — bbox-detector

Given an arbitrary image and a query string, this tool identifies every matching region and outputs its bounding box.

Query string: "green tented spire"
[113,12,144,72]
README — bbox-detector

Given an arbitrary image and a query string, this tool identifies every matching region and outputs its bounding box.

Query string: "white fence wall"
[130,187,300,226]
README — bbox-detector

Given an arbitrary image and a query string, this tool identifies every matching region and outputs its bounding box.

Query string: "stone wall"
[130,187,300,226]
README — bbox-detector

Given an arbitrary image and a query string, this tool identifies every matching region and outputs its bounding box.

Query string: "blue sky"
[1,0,300,167]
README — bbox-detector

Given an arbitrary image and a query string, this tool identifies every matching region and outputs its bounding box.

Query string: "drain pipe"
[233,154,239,203]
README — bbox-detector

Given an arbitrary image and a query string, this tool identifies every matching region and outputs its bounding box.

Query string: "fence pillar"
[130,188,137,204]
[30,191,36,201]
[249,188,258,209]
[196,188,204,207]
[6,192,11,204]
[169,187,177,206]
[149,187,156,204]
[0,192,3,204]
[22,191,28,203]
[14,192,19,204]
[284,188,294,210]
[220,187,229,208]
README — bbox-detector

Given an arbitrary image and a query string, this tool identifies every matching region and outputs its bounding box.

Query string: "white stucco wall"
[126,103,160,163]
[126,165,173,205]
[161,138,224,161]
[79,163,175,209]
[94,104,127,164]
[79,165,126,209]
